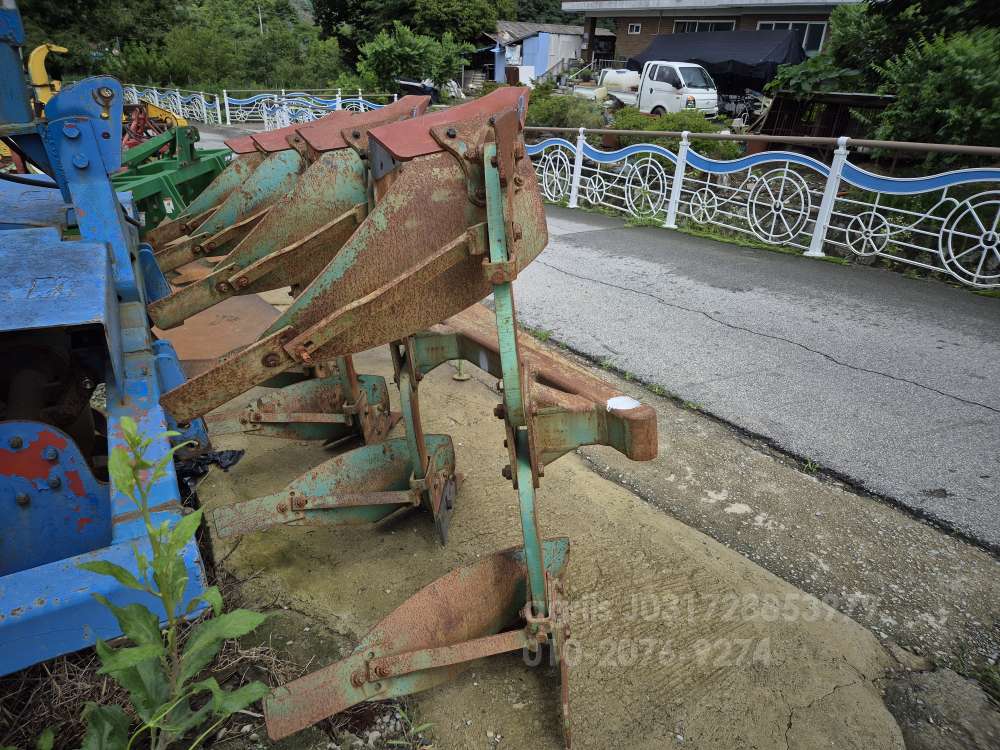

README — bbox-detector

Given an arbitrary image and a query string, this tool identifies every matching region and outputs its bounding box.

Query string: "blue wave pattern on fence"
[123,85,394,128]
[528,132,1000,289]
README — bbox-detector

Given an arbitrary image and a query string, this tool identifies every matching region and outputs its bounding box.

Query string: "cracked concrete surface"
[515,207,1000,548]
[201,347,904,749]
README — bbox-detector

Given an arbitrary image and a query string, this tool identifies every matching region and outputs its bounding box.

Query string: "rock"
[885,641,932,672]
[249,733,259,742]
[240,724,254,734]
[884,668,1000,749]
[366,730,381,747]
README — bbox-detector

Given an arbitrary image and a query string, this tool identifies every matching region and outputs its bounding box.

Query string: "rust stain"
[65,470,85,496]
[76,516,93,533]
[0,430,68,481]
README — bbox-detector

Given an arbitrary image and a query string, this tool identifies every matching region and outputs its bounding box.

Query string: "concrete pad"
[200,346,903,749]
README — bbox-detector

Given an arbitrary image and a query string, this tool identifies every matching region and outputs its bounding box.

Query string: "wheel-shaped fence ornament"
[746,168,812,244]
[624,157,668,219]
[939,191,1000,288]
[343,100,366,112]
[582,173,608,206]
[688,187,718,224]
[540,148,573,202]
[844,211,890,257]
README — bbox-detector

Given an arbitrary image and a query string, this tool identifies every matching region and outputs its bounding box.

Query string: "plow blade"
[154,148,306,271]
[148,96,430,322]
[161,87,544,424]
[264,537,570,741]
[211,434,455,538]
[145,151,267,248]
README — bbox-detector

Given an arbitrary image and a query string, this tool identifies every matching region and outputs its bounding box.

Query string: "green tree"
[875,28,1000,149]
[358,21,472,88]
[411,0,497,41]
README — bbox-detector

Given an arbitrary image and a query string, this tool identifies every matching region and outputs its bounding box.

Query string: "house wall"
[522,33,551,76]
[612,12,830,59]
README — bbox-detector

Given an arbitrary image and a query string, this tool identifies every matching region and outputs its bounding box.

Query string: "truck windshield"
[679,67,715,89]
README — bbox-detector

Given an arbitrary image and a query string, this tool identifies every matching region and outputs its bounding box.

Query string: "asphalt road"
[516,206,1000,549]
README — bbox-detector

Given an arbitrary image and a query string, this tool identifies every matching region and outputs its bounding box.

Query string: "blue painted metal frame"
[0,23,209,674]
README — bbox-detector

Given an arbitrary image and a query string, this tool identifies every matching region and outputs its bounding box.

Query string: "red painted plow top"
[298,95,430,153]
[367,87,529,161]
[224,134,260,154]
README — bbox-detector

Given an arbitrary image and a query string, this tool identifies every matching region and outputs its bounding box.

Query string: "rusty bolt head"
[235,276,251,289]
[15,493,29,507]
[293,496,307,510]
[352,130,361,139]
[350,670,366,687]
[262,353,281,368]
[490,155,499,168]
[501,464,512,480]
[512,223,523,241]
[513,174,525,187]
[206,241,216,251]
[193,244,205,255]
[215,281,232,293]
[375,664,390,677]
[8,436,22,450]
[446,127,457,138]
[43,447,58,463]
[277,502,288,513]
[493,403,506,420]
[514,143,526,160]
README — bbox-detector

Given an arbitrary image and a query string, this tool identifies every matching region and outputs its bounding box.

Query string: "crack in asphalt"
[533,259,1000,416]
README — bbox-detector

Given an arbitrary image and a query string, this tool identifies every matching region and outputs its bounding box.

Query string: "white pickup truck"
[608,60,718,117]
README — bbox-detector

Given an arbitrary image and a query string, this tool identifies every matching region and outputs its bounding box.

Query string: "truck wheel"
[651,106,665,116]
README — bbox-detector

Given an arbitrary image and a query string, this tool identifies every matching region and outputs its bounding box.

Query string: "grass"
[802,459,820,474]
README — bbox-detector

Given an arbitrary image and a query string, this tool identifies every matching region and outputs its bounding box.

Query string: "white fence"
[123,85,223,124]
[526,128,1000,289]
[122,85,395,128]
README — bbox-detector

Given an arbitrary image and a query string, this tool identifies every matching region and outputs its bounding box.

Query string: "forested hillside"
[19,0,573,90]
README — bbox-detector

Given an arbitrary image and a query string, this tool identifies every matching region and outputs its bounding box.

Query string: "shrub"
[875,28,1000,150]
[610,107,741,160]
[765,55,864,97]
[525,88,605,129]
[358,22,473,89]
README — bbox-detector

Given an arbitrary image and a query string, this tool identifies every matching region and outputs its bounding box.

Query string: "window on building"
[627,23,642,35]
[758,21,827,56]
[673,19,736,33]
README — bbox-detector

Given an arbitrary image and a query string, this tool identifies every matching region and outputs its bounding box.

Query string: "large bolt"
[72,154,89,169]
[493,403,506,420]
[43,447,58,463]
[15,493,29,507]
[98,86,114,99]
[352,130,361,139]
[501,464,512,480]
[48,476,61,490]
[262,353,281,368]
[235,276,251,289]
[62,123,80,139]
[9,436,23,449]
[445,127,457,138]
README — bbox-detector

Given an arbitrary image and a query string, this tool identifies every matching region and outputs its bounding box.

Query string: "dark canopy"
[626,30,807,92]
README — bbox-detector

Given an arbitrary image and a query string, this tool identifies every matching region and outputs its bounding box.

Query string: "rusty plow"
[257,106,659,748]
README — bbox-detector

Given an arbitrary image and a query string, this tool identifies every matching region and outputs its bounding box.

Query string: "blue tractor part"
[0,1,209,675]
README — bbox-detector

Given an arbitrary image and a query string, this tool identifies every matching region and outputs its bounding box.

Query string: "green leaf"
[108,657,170,724]
[119,415,139,443]
[179,609,266,683]
[107,445,136,496]
[95,640,162,675]
[35,728,54,750]
[187,586,223,617]
[191,678,268,716]
[78,560,145,591]
[81,703,131,750]
[168,509,202,555]
[93,595,162,647]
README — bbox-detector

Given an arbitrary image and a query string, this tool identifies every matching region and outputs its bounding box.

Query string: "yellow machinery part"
[27,43,67,105]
